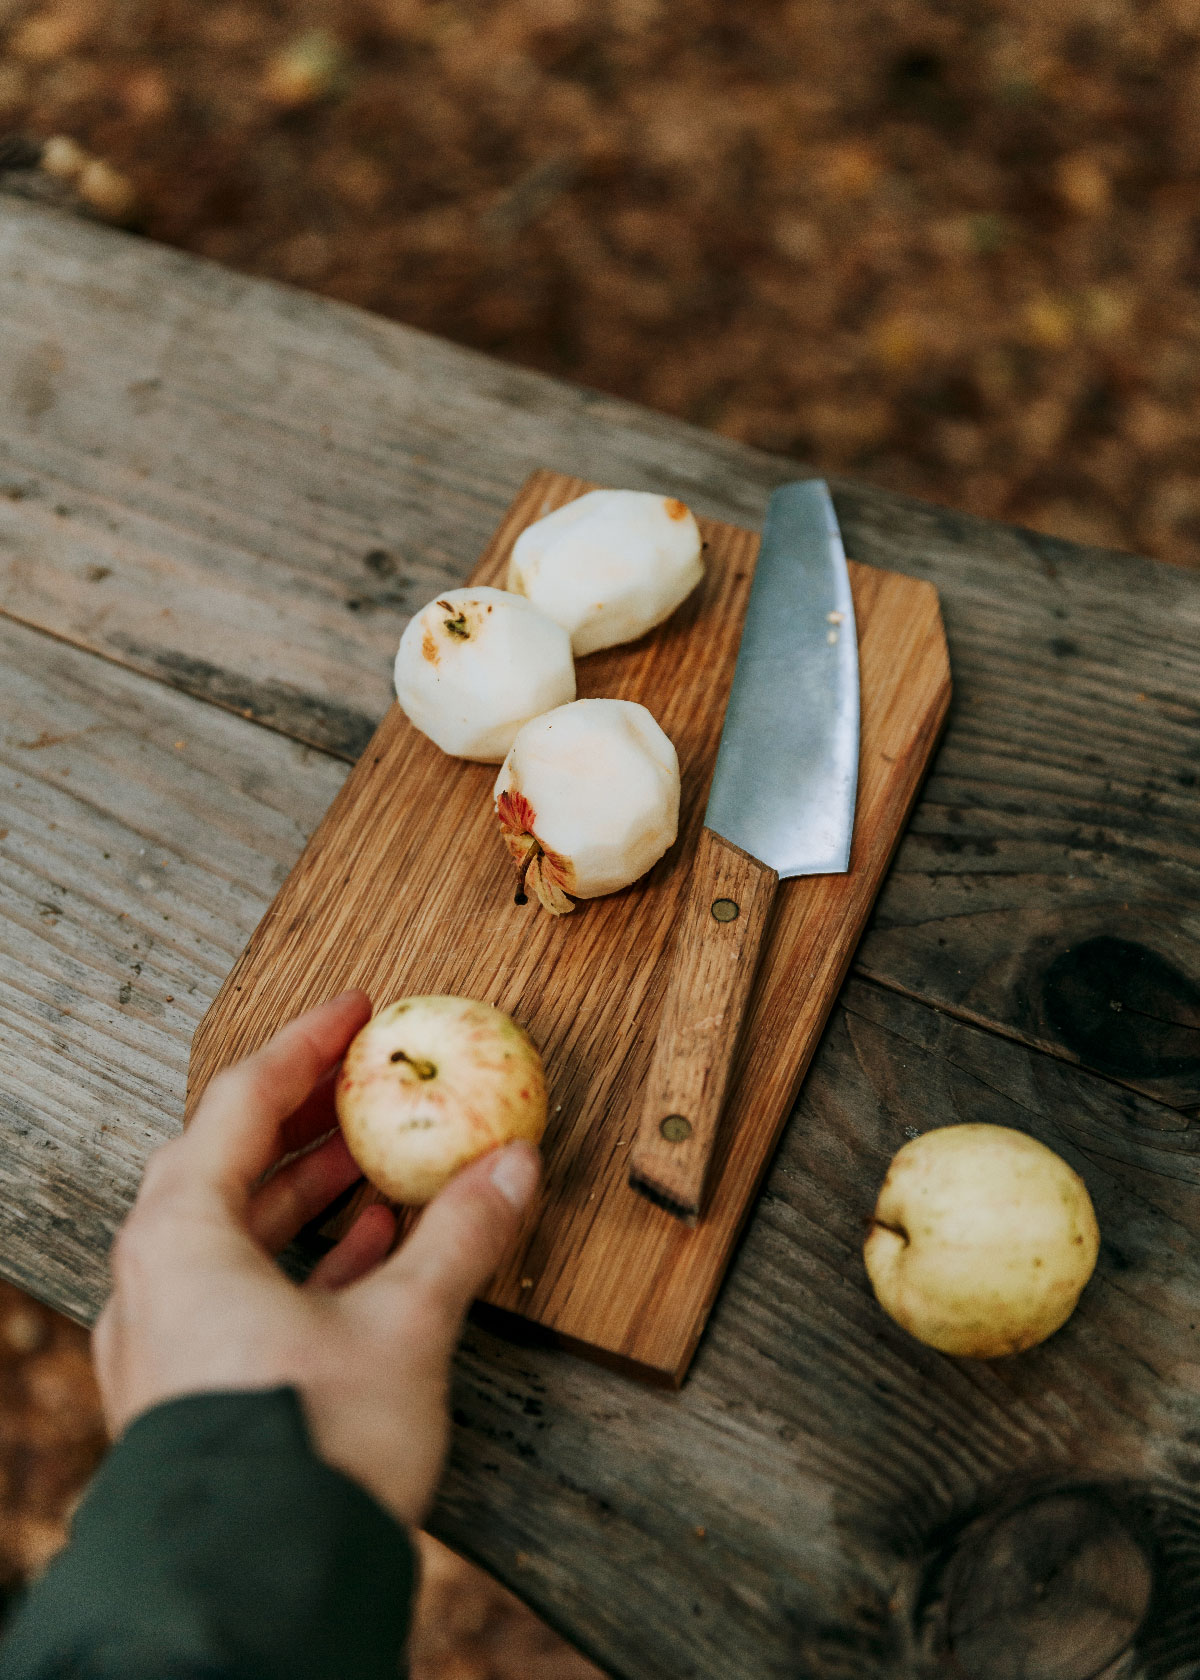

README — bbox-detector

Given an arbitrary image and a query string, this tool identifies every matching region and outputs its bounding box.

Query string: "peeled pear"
[494,698,680,913]
[507,489,703,656]
[394,587,575,762]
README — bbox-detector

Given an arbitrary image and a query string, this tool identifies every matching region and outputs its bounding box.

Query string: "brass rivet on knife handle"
[629,827,779,1222]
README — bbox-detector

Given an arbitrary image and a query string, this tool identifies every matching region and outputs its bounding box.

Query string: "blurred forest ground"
[1,0,1199,562]
[2,0,1199,1674]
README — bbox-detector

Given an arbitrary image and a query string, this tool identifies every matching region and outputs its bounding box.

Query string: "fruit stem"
[390,1049,437,1080]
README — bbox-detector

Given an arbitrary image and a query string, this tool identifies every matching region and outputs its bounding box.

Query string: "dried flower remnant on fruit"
[497,788,575,915]
[439,601,470,639]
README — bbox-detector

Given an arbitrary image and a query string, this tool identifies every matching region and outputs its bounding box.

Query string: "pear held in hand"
[864,1123,1100,1358]
[336,997,547,1205]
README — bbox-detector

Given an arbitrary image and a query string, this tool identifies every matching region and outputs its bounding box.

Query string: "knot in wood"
[1040,935,1200,1083]
[927,1489,1152,1680]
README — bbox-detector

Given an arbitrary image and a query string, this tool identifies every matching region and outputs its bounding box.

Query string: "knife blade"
[627,479,859,1222]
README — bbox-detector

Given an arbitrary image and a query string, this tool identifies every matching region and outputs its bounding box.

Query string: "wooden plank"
[185,471,950,1382]
[2,198,1198,1108]
[0,613,349,1321]
[446,977,1200,1680]
[454,975,1200,1680]
[5,614,1200,1679]
[835,486,1200,1112]
[0,194,783,762]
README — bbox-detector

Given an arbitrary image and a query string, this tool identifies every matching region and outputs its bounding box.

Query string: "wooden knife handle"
[628,827,778,1222]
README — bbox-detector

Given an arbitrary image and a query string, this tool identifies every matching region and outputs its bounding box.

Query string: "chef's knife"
[628,479,859,1222]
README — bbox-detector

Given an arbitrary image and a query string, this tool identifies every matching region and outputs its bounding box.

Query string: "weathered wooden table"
[3,193,1200,1680]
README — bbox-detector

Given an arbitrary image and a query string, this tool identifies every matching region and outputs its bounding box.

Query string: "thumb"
[355,1141,541,1346]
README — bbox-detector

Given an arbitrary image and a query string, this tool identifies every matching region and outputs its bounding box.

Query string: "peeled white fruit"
[863,1123,1100,1358]
[494,698,680,914]
[393,587,575,762]
[507,489,704,656]
[335,996,547,1205]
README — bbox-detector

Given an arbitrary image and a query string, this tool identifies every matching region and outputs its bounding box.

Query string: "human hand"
[92,990,541,1529]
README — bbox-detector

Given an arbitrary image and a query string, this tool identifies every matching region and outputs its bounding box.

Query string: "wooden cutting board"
[188,469,951,1384]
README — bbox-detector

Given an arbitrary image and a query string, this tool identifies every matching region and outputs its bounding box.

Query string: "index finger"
[179,990,372,1201]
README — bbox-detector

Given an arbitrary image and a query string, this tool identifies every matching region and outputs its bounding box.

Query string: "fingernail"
[327,988,369,1009]
[490,1141,540,1210]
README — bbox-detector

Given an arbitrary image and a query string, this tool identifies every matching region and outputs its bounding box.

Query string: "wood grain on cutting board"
[188,469,950,1383]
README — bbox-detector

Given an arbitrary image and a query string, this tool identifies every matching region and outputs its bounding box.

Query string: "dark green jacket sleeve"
[0,1388,415,1680]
